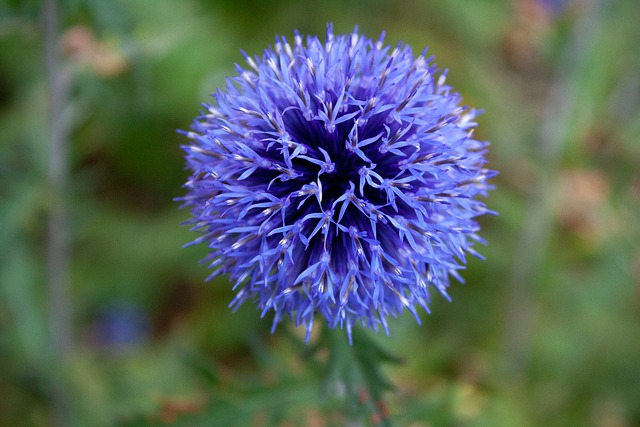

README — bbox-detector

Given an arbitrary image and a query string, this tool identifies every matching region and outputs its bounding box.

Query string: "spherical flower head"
[180,24,495,341]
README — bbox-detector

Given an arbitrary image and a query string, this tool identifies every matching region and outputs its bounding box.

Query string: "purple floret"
[180,24,495,341]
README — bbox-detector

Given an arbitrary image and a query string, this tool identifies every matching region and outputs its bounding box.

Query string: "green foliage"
[1,0,639,426]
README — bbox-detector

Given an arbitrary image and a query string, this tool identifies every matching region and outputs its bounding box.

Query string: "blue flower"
[180,24,495,340]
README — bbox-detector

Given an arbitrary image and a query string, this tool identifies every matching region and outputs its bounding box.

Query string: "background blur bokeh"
[1,0,639,426]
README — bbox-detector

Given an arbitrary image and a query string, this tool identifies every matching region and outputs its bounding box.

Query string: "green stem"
[321,327,400,426]
[501,0,610,383]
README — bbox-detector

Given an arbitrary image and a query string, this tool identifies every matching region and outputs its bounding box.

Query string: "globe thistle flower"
[180,25,495,340]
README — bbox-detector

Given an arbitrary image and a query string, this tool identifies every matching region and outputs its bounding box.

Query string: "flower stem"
[43,0,73,424]
[321,327,400,426]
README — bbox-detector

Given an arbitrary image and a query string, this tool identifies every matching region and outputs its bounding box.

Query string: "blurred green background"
[1,0,639,425]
